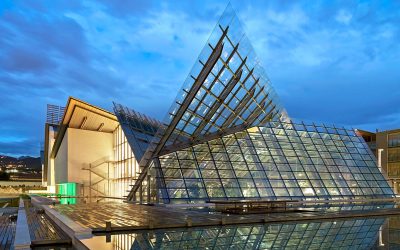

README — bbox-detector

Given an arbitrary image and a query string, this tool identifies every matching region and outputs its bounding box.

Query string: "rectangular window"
[388,133,400,147]
[388,148,400,162]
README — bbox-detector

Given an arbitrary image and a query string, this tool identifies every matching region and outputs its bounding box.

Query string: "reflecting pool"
[83,215,400,249]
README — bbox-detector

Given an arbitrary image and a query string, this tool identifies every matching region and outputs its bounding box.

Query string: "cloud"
[0,0,399,157]
[335,9,352,25]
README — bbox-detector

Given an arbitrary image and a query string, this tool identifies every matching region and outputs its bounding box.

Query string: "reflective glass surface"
[157,121,394,203]
[113,103,162,161]
[89,214,400,249]
[140,4,285,168]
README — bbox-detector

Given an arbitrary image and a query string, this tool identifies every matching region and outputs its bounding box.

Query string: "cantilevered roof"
[50,97,119,158]
[113,102,162,162]
[139,5,286,167]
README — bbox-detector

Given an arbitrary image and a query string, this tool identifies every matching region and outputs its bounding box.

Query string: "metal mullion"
[280,124,309,199]
[261,125,290,199]
[244,129,276,198]
[202,68,257,135]
[273,124,301,199]
[232,86,266,125]
[191,146,210,201]
[206,141,229,200]
[191,41,239,124]
[192,229,205,249]
[171,92,210,140]
[270,223,284,248]
[210,227,222,249]
[175,153,192,202]
[183,77,248,129]
[252,226,266,250]
[322,123,349,199]
[221,84,257,128]
[219,139,244,198]
[218,57,267,113]
[294,121,325,199]
[223,68,255,112]
[294,222,308,248]
[200,84,241,116]
[233,133,261,199]
[192,62,245,137]
[313,124,341,200]
[137,31,226,173]
[223,31,271,98]
[241,225,254,249]
[227,226,239,248]
[198,74,248,123]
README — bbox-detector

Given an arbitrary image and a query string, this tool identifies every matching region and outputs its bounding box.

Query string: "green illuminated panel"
[56,182,77,196]
[56,182,77,205]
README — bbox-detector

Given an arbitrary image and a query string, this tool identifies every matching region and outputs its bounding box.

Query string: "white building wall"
[54,130,68,184]
[51,126,139,199]
[67,128,114,197]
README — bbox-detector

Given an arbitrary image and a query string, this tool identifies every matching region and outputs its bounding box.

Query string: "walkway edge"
[14,198,31,250]
[41,205,93,249]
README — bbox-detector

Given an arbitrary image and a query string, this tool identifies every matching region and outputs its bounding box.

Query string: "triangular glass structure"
[139,4,286,168]
[124,5,393,204]
[113,102,162,161]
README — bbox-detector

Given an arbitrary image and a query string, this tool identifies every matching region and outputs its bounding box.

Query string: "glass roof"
[156,121,394,203]
[113,102,162,161]
[139,4,286,168]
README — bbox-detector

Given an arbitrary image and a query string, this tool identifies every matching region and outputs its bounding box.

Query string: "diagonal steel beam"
[191,67,244,138]
[222,81,260,128]
[140,28,227,166]
[128,28,228,201]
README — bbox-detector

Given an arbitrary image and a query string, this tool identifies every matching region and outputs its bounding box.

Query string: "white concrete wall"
[53,128,114,197]
[68,128,113,196]
[54,130,68,184]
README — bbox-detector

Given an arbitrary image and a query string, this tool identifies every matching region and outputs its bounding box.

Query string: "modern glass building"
[120,5,393,203]
[43,5,394,204]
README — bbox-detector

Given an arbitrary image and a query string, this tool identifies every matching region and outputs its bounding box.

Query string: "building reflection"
[99,217,388,249]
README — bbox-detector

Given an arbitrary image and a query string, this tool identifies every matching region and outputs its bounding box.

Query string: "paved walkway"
[50,202,400,232]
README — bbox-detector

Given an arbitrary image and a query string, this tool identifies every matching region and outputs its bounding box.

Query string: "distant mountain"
[0,155,42,171]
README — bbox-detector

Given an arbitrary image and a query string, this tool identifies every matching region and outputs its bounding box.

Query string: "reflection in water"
[99,217,390,249]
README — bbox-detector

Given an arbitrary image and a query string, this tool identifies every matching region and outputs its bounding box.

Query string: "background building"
[358,128,400,194]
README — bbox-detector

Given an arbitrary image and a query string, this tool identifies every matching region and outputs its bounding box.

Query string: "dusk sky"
[0,0,399,157]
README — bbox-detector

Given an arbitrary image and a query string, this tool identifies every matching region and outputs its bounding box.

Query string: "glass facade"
[123,5,394,203]
[139,5,285,169]
[156,121,393,203]
[113,103,161,162]
[113,125,139,198]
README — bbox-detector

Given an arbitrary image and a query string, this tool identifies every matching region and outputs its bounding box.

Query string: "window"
[388,133,400,147]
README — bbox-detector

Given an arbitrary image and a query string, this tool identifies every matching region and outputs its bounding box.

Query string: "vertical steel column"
[147,174,151,202]
[89,163,91,199]
[139,183,143,204]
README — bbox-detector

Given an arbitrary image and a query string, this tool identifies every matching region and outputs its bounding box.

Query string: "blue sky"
[0,0,399,157]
